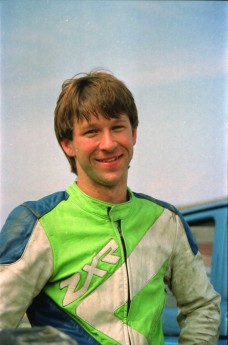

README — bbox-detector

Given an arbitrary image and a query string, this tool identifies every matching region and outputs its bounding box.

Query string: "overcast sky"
[1,0,227,227]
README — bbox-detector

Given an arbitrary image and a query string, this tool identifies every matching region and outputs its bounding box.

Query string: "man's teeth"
[100,157,118,162]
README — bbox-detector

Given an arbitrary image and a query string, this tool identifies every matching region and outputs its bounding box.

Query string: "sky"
[1,0,227,227]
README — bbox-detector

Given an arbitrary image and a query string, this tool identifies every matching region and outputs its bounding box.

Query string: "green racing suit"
[0,182,220,344]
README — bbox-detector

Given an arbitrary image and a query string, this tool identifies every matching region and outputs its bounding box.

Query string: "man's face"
[61,113,137,192]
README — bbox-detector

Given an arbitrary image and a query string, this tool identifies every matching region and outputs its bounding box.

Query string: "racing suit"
[0,182,220,344]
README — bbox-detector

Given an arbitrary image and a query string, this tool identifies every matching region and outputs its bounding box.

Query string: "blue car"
[163,200,228,344]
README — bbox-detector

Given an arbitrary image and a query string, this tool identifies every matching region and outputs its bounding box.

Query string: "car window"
[189,218,215,279]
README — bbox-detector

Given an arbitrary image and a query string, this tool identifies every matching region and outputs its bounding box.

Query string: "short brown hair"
[54,70,138,174]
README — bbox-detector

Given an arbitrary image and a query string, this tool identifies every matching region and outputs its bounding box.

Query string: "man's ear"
[132,127,137,145]
[60,138,75,157]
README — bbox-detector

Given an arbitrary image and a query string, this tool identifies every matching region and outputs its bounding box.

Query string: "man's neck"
[76,181,128,204]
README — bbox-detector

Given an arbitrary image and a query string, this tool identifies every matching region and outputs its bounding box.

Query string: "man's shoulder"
[3,190,69,225]
[22,190,69,218]
[133,191,198,255]
[0,190,69,264]
[133,191,178,214]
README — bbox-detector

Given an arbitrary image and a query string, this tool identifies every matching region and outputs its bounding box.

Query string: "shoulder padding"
[0,191,69,264]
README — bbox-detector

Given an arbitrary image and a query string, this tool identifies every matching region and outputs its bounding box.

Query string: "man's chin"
[95,173,127,188]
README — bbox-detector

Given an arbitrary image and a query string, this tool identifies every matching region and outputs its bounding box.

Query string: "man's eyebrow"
[79,123,98,131]
[112,116,128,123]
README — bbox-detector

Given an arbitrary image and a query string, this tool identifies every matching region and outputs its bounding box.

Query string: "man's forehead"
[76,113,129,125]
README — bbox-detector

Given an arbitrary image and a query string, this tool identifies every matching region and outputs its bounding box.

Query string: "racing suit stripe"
[133,192,198,255]
[76,209,173,344]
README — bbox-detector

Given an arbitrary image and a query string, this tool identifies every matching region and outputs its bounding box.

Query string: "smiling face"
[61,113,137,200]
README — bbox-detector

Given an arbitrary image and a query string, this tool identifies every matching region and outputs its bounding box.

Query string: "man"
[0,71,221,344]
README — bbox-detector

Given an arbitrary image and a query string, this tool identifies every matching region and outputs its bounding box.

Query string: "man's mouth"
[97,155,122,163]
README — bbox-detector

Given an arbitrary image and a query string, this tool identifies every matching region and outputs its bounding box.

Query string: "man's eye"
[113,126,124,131]
[84,129,98,136]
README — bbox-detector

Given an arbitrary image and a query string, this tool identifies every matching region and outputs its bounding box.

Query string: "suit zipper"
[117,220,132,345]
[117,220,131,316]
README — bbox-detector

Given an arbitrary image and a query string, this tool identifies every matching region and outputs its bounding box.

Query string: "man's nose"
[99,131,117,151]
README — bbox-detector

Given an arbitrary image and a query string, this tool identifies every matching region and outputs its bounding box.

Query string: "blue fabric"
[0,205,37,264]
[23,191,69,218]
[27,292,100,345]
[0,191,69,264]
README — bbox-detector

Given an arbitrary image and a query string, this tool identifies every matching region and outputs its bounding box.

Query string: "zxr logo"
[60,239,120,306]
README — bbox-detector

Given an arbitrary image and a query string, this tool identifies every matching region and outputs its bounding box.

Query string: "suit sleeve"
[0,206,53,328]
[168,215,221,344]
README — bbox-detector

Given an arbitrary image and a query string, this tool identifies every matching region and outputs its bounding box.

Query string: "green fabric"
[128,260,168,344]
[39,182,167,344]
[114,261,168,344]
